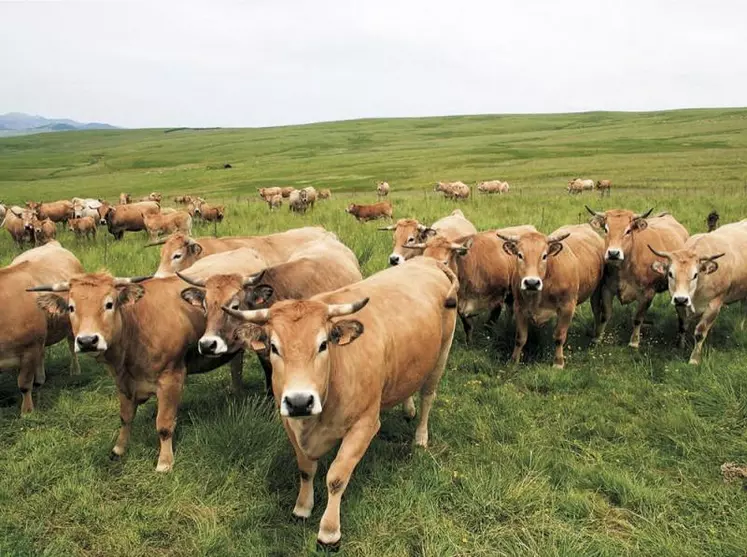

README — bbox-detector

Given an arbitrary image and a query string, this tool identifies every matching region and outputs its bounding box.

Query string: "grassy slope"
[1,109,747,556]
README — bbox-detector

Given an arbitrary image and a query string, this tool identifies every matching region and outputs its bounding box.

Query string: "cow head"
[405,234,472,272]
[498,231,569,292]
[586,206,653,264]
[648,245,724,312]
[223,297,369,418]
[150,233,203,277]
[97,202,113,225]
[378,218,432,265]
[345,203,357,214]
[11,206,36,232]
[28,274,151,354]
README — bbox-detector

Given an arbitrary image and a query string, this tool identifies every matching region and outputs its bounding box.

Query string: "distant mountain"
[0,112,119,136]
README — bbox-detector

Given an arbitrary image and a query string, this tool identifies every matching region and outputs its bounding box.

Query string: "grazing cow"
[139,192,162,203]
[289,189,309,214]
[649,220,747,364]
[2,243,82,413]
[259,187,283,201]
[477,180,510,194]
[707,210,720,232]
[150,227,330,277]
[195,203,224,223]
[586,206,689,347]
[281,187,296,198]
[380,209,477,265]
[28,200,74,223]
[2,206,35,246]
[178,236,361,393]
[376,181,390,198]
[434,181,470,200]
[72,198,103,220]
[267,194,283,211]
[143,211,192,241]
[302,187,318,209]
[596,179,612,196]
[32,218,57,246]
[99,201,160,240]
[119,193,131,205]
[318,189,332,200]
[498,225,605,367]
[345,202,393,222]
[68,216,97,239]
[223,256,458,550]
[174,195,196,205]
[567,180,584,195]
[407,225,536,341]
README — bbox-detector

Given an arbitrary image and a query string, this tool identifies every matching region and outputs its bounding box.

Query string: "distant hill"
[0,112,119,136]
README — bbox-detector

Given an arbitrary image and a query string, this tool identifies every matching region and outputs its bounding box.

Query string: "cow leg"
[256,352,274,397]
[511,307,529,364]
[67,336,81,375]
[317,415,380,550]
[229,351,244,394]
[283,421,318,520]
[592,286,613,342]
[402,396,417,420]
[459,312,474,343]
[675,305,689,349]
[415,320,453,446]
[112,390,138,459]
[18,347,43,414]
[740,299,747,331]
[553,304,576,369]
[690,300,723,365]
[487,304,503,327]
[155,369,185,472]
[629,293,653,348]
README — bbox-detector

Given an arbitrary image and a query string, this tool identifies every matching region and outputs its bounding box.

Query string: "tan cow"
[195,203,225,223]
[498,225,605,368]
[119,193,131,205]
[99,201,160,240]
[407,225,536,341]
[477,180,510,194]
[68,216,98,240]
[178,236,361,394]
[596,179,612,196]
[28,200,74,223]
[318,189,332,200]
[150,227,330,277]
[289,190,309,214]
[303,187,318,209]
[32,218,57,246]
[3,206,36,246]
[174,195,198,205]
[586,206,689,347]
[267,194,283,211]
[143,211,192,241]
[139,192,162,203]
[434,181,470,200]
[281,187,296,198]
[3,243,82,413]
[345,202,393,222]
[376,181,390,198]
[380,209,477,265]
[567,180,585,195]
[649,220,747,364]
[259,187,283,201]
[223,256,458,550]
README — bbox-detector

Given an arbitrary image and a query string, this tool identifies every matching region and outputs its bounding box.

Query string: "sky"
[1,0,746,129]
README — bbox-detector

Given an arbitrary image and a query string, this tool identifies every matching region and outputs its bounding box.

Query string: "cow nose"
[522,277,542,291]
[99,219,106,225]
[389,254,401,266]
[606,249,622,260]
[76,334,100,352]
[673,295,689,306]
[198,338,217,355]
[283,393,316,417]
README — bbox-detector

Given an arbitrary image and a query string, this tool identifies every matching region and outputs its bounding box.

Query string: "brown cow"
[3,243,82,413]
[498,225,605,368]
[649,220,747,364]
[28,200,74,223]
[3,206,35,246]
[380,209,477,265]
[318,189,332,200]
[119,193,131,205]
[99,201,160,240]
[596,179,612,196]
[281,187,296,198]
[143,211,192,241]
[195,203,224,223]
[223,256,458,550]
[267,194,283,211]
[345,202,393,223]
[68,216,97,239]
[259,187,283,201]
[150,227,330,277]
[585,206,689,347]
[32,218,57,246]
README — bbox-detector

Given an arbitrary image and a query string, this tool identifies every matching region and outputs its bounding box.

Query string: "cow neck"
[102,309,128,370]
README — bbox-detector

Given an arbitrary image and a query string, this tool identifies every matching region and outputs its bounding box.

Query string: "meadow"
[1,108,747,556]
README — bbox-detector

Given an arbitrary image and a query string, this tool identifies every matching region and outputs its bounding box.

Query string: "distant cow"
[345,202,393,222]
[318,189,331,200]
[258,187,282,201]
[28,200,74,223]
[649,220,747,364]
[139,192,162,203]
[223,256,458,550]
[32,218,57,246]
[498,225,605,367]
[3,243,82,413]
[68,216,97,239]
[119,193,131,205]
[707,210,720,232]
[99,201,160,240]
[376,181,391,198]
[302,187,318,209]
[174,195,196,205]
[586,206,689,347]
[195,203,224,223]
[2,206,36,246]
[434,181,470,200]
[289,190,309,214]
[267,194,283,210]
[477,180,510,194]
[143,211,192,241]
[281,187,296,198]
[596,179,612,195]
[72,198,103,220]
[568,178,594,194]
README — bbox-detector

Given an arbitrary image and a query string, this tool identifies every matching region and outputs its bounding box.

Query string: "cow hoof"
[628,342,640,349]
[109,451,121,462]
[316,538,341,553]
[155,462,173,473]
[688,358,700,365]
[553,362,564,369]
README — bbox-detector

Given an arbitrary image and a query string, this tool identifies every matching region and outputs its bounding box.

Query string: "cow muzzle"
[605,248,624,262]
[99,219,107,225]
[521,277,543,292]
[281,389,322,418]
[75,333,107,353]
[198,335,228,356]
[672,295,690,307]
[389,253,404,266]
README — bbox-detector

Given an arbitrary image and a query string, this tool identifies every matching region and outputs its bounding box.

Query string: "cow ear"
[188,242,203,256]
[632,217,648,231]
[457,237,473,256]
[421,228,437,239]
[700,260,720,275]
[651,261,667,275]
[35,294,69,316]
[502,241,518,257]
[180,287,205,307]
[330,320,364,346]
[548,242,564,257]
[117,284,145,306]
[589,216,605,230]
[244,284,274,308]
[247,328,269,352]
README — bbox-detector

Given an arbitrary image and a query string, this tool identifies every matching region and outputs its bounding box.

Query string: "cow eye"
[603,224,609,233]
[105,301,114,310]
[270,342,280,356]
[319,340,328,353]
[668,271,674,278]
[542,253,548,260]
[693,273,698,280]
[68,305,75,313]
[517,253,524,260]
[230,302,240,311]
[406,236,414,243]
[172,252,182,260]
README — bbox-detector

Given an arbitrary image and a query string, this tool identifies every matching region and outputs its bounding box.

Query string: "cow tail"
[435,262,459,309]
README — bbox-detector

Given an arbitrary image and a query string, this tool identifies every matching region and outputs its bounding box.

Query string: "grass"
[2,108,747,556]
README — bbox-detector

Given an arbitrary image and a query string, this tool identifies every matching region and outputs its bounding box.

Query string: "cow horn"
[327,297,369,317]
[700,253,726,263]
[584,205,604,218]
[113,276,152,286]
[27,281,70,292]
[175,271,206,287]
[647,245,672,260]
[402,242,426,249]
[144,238,168,247]
[548,232,571,244]
[416,223,428,231]
[242,269,265,287]
[222,306,270,324]
[635,208,654,220]
[496,233,519,243]
[377,224,396,231]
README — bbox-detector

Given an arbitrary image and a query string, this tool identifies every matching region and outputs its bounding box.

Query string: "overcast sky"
[1,0,745,128]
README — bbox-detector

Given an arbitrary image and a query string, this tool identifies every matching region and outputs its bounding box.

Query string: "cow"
[2,206,35,246]
[119,193,131,205]
[150,227,330,278]
[28,200,74,223]
[68,216,98,239]
[99,201,160,240]
[569,178,595,192]
[281,187,296,198]
[497,225,605,368]
[648,220,747,364]
[258,187,283,201]
[139,192,162,203]
[195,203,224,223]
[318,189,332,200]
[174,195,195,205]
[345,202,393,223]
[222,256,458,550]
[434,181,470,200]
[596,179,612,196]
[376,181,390,198]
[406,225,536,342]
[707,210,720,232]
[567,180,584,195]
[380,209,476,265]
[267,194,283,211]
[585,206,689,347]
[302,187,318,209]
[477,180,510,194]
[177,235,361,394]
[72,198,103,220]
[2,242,82,413]
[143,211,192,241]
[289,189,309,214]
[32,218,57,246]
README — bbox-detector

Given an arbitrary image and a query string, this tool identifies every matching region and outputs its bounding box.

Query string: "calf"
[586,206,689,347]
[223,257,458,550]
[143,211,192,241]
[649,220,747,364]
[100,201,160,240]
[498,225,605,368]
[345,202,393,222]
[32,218,57,246]
[68,216,97,239]
[267,194,283,211]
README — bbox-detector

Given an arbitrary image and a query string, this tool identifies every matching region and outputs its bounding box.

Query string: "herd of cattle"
[1,186,743,549]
